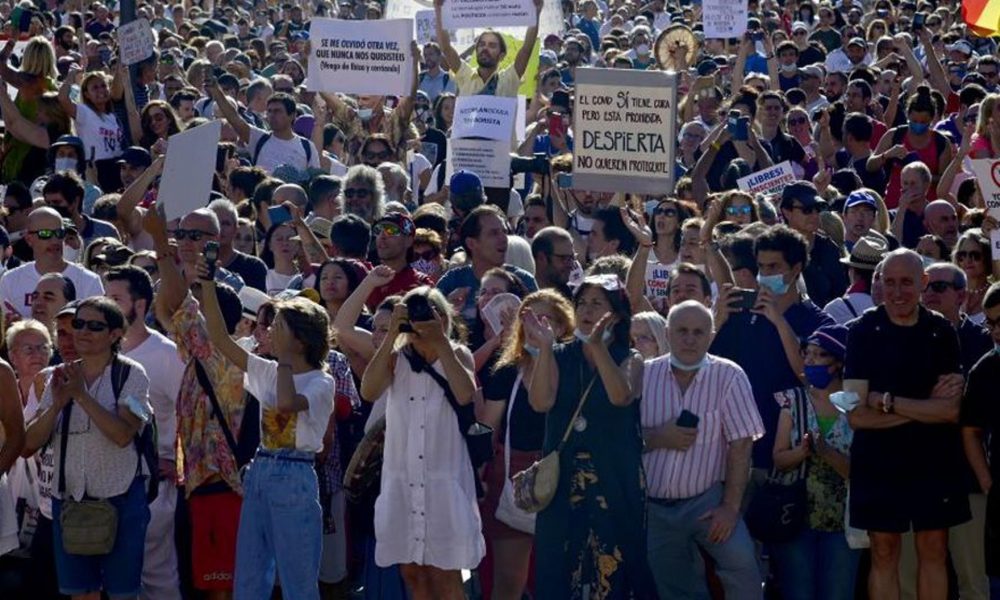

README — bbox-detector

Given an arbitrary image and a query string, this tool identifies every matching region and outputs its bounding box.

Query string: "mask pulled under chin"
[574,327,612,345]
[669,353,707,371]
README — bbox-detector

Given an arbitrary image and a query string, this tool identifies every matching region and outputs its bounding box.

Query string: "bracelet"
[640,241,654,248]
[881,391,894,414]
[711,141,722,151]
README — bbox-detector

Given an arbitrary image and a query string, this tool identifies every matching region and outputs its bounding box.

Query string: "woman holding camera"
[522,275,656,599]
[360,286,484,600]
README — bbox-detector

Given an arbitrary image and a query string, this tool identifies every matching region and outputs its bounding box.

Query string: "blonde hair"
[632,311,669,357]
[6,319,52,357]
[21,36,55,79]
[495,290,575,370]
[978,93,1000,137]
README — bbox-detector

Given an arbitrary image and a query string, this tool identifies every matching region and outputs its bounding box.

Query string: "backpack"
[109,357,160,504]
[889,125,948,159]
[418,71,450,89]
[252,133,313,167]
[193,359,260,469]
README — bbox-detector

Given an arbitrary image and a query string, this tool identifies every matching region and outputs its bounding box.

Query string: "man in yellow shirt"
[434,0,542,98]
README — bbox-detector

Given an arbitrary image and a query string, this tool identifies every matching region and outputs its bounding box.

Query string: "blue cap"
[807,324,848,362]
[843,190,878,212]
[449,170,483,199]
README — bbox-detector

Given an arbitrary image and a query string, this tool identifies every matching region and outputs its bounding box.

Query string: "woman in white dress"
[360,286,483,600]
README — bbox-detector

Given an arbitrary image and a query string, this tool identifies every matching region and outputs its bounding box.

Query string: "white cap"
[237,287,270,321]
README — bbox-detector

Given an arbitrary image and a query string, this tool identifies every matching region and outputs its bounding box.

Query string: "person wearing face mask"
[769,324,859,600]
[711,225,835,486]
[626,26,654,70]
[641,300,764,599]
[32,135,104,217]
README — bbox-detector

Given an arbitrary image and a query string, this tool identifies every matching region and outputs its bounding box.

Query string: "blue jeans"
[647,483,762,600]
[234,448,322,600]
[770,528,860,600]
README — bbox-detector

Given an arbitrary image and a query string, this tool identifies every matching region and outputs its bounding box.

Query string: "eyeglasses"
[363,149,392,162]
[789,204,821,215]
[344,188,370,199]
[71,318,110,332]
[373,222,405,237]
[726,205,753,216]
[653,206,678,217]
[29,228,67,240]
[14,343,51,355]
[925,280,961,293]
[173,229,211,241]
[956,250,984,262]
[788,117,808,126]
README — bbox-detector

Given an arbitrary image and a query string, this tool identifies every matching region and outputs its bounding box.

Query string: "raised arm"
[334,266,395,360]
[514,0,543,79]
[0,363,24,474]
[586,314,640,407]
[118,156,164,238]
[121,62,143,146]
[0,85,51,148]
[359,303,404,402]
[146,208,190,325]
[207,77,250,144]
[434,0,462,73]
[200,278,250,372]
[58,65,80,118]
[523,308,558,412]
[918,29,950,97]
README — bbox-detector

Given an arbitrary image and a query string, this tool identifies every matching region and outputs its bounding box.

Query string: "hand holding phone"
[676,409,700,428]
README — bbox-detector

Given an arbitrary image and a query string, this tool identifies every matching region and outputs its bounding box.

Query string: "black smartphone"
[731,288,758,311]
[751,31,764,42]
[203,241,219,279]
[267,205,292,226]
[912,12,925,31]
[676,409,699,428]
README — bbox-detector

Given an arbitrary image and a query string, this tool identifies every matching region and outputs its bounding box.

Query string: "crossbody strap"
[402,348,471,431]
[503,372,523,480]
[194,358,240,460]
[555,375,597,452]
[57,402,72,495]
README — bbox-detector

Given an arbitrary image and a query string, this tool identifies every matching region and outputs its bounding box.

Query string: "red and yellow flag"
[964,0,1000,37]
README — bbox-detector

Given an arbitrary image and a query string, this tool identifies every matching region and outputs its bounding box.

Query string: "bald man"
[844,249,969,600]
[0,207,104,316]
[174,208,244,291]
[923,200,959,250]
[642,301,764,599]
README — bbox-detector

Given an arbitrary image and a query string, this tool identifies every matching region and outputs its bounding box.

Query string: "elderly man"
[30,273,76,333]
[173,208,244,291]
[890,162,933,248]
[341,164,385,225]
[642,300,764,599]
[845,249,970,600]
[923,200,960,250]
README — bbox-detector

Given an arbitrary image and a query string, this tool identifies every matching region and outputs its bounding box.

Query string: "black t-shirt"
[960,351,1000,481]
[835,150,888,192]
[762,131,807,166]
[482,364,546,452]
[226,251,267,292]
[803,233,849,308]
[845,306,964,490]
[958,317,994,376]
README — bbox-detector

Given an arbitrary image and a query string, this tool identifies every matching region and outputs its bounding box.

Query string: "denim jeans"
[647,483,762,600]
[770,528,860,600]
[234,449,322,600]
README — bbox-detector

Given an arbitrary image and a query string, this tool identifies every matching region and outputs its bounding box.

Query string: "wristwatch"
[881,392,894,414]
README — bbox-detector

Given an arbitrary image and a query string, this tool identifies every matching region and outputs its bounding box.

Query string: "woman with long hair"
[481,290,575,600]
[58,68,124,191]
[200,270,335,600]
[261,222,303,295]
[137,100,181,150]
[0,34,57,183]
[313,258,365,324]
[361,286,483,600]
[953,230,995,324]
[523,275,656,598]
[433,93,456,133]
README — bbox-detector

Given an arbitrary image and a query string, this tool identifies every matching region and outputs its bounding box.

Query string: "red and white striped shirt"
[641,354,764,500]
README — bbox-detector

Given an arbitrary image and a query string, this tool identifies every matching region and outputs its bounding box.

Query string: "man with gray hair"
[923,200,960,250]
[208,199,266,291]
[341,164,385,224]
[376,162,411,207]
[890,161,933,248]
[642,300,764,599]
[173,208,244,290]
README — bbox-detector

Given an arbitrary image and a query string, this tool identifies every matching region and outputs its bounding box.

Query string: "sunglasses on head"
[30,228,67,240]
[726,205,753,216]
[344,188,370,199]
[373,222,405,237]
[653,205,678,217]
[925,280,961,293]
[956,250,984,262]
[173,229,210,241]
[71,318,110,332]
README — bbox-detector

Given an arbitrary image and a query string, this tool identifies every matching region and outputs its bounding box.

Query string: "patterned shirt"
[641,354,764,500]
[170,295,246,497]
[316,350,359,496]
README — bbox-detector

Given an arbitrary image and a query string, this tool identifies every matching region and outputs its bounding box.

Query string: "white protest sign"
[446,138,511,187]
[991,230,1000,261]
[702,0,747,39]
[308,19,414,97]
[452,95,518,142]
[969,159,1000,221]
[737,161,796,196]
[414,10,436,44]
[442,0,535,29]
[386,0,560,49]
[118,18,155,65]
[158,121,222,222]
[572,68,678,194]
[516,95,526,142]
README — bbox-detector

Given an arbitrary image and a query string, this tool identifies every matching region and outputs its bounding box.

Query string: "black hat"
[117,146,152,168]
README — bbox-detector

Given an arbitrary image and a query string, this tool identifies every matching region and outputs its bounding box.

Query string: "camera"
[204,241,219,279]
[510,152,550,176]
[399,294,435,333]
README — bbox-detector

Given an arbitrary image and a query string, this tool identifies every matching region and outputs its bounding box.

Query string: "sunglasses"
[174,229,211,241]
[139,264,159,276]
[373,222,405,237]
[956,250,984,262]
[344,188,370,199]
[71,318,110,332]
[925,280,961,293]
[30,228,67,240]
[413,249,439,261]
[653,207,678,217]
[726,205,753,216]
[363,149,392,161]
[790,204,822,215]
[788,117,808,126]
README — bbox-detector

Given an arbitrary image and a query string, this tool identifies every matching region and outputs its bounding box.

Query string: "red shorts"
[189,487,242,591]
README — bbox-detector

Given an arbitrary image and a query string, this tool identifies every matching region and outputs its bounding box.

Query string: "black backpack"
[193,359,260,469]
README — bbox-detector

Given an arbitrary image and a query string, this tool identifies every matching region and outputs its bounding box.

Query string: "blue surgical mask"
[358,107,373,121]
[669,353,708,371]
[757,273,789,295]
[804,364,835,389]
[54,157,78,172]
[524,343,540,357]
[909,121,929,135]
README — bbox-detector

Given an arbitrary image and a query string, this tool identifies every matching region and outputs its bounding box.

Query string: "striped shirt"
[641,354,764,500]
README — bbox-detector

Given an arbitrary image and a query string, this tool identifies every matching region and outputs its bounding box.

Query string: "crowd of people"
[0,0,997,599]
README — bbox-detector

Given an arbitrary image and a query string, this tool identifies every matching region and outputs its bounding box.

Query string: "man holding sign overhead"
[434,0,542,98]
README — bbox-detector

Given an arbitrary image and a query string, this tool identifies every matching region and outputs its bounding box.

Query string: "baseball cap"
[842,190,878,212]
[56,299,83,319]
[237,286,270,321]
[791,21,808,33]
[118,146,152,168]
[375,211,415,235]
[696,59,719,76]
[846,37,867,49]
[449,170,483,199]
[539,49,558,66]
[780,181,827,209]
[946,40,973,56]
[806,324,848,361]
[798,65,824,79]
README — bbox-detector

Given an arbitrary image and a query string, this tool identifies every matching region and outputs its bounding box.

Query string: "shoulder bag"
[495,372,535,534]
[510,373,597,514]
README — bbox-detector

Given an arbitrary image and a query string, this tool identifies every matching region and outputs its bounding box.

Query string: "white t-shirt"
[0,262,105,317]
[244,353,335,453]
[266,269,297,295]
[248,126,321,174]
[644,255,677,300]
[125,329,184,460]
[75,103,123,160]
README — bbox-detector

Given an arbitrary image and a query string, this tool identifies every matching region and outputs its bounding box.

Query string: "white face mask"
[62,242,80,263]
[54,157,78,173]
[358,107,373,121]
[781,63,798,73]
[635,43,650,55]
[574,327,612,345]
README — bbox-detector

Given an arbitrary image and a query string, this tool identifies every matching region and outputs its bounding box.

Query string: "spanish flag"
[964,0,1000,37]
